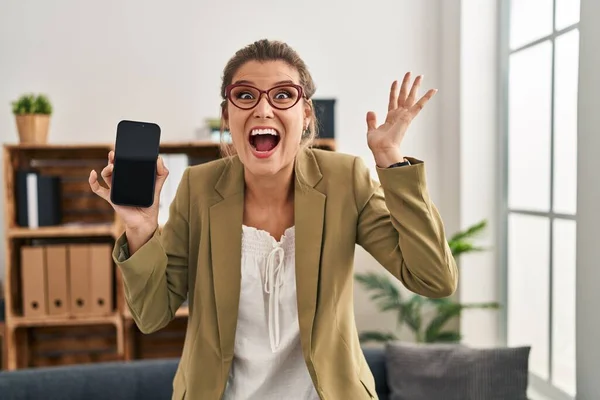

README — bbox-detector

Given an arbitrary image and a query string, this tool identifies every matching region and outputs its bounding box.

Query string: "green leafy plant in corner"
[11,93,53,115]
[355,219,500,343]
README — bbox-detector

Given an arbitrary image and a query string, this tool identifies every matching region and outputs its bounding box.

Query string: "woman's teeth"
[251,128,279,137]
[249,128,280,152]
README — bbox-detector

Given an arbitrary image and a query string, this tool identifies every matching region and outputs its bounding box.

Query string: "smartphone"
[110,120,161,208]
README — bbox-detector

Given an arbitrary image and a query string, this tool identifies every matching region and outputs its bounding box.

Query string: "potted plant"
[355,219,500,344]
[11,93,53,144]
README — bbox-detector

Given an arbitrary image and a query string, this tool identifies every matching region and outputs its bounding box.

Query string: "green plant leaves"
[425,303,462,342]
[355,219,499,344]
[448,219,487,243]
[11,93,53,115]
[431,331,462,342]
[399,294,424,334]
[358,331,399,343]
[447,219,487,258]
[355,272,402,311]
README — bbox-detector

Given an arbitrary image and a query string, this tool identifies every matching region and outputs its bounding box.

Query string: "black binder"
[16,170,62,227]
[313,99,336,139]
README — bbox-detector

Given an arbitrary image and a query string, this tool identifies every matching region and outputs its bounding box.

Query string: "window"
[501,0,580,398]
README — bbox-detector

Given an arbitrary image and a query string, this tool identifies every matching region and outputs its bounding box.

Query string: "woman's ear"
[303,99,312,128]
[221,107,229,130]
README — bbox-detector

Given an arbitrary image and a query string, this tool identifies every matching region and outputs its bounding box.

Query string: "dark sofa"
[0,347,390,400]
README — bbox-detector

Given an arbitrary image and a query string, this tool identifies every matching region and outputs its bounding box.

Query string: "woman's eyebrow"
[233,79,296,85]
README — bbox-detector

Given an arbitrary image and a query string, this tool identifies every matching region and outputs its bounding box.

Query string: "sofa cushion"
[385,342,530,400]
[362,347,391,400]
[0,358,179,400]
[0,347,392,399]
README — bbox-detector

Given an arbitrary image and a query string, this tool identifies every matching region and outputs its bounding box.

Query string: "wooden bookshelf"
[9,313,120,328]
[122,305,189,321]
[8,223,116,239]
[1,138,335,370]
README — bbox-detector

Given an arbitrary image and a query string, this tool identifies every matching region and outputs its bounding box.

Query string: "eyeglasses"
[225,83,305,110]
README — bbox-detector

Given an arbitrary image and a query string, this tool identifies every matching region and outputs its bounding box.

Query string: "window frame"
[497,1,579,399]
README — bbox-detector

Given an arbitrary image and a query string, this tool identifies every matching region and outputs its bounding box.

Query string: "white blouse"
[222,225,320,400]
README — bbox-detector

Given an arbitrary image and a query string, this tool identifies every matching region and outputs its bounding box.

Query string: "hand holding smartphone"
[89,120,169,251]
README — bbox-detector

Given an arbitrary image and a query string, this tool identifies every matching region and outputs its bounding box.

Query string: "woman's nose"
[253,94,274,118]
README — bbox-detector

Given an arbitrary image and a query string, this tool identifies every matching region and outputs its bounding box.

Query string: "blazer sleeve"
[112,167,190,333]
[353,156,458,298]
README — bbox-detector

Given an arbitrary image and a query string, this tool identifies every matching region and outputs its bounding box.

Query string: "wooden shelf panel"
[3,138,335,152]
[26,323,122,369]
[9,313,119,328]
[3,141,223,151]
[132,317,186,360]
[123,305,188,320]
[3,143,113,151]
[8,223,116,239]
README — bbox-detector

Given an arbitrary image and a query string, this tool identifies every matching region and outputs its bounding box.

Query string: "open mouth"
[249,128,281,153]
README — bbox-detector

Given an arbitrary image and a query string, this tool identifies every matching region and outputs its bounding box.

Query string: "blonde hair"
[218,39,319,158]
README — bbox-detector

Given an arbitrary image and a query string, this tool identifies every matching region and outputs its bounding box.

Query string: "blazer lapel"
[210,157,244,361]
[294,149,325,358]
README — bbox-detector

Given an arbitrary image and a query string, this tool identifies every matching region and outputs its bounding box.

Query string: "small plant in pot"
[11,93,53,144]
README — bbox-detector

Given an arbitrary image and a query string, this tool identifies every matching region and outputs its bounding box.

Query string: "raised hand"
[89,151,169,250]
[366,72,437,167]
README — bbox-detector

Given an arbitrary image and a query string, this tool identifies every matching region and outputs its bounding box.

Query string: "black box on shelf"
[313,98,336,139]
[16,170,62,228]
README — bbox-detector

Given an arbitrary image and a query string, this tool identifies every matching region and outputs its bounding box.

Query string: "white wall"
[0,0,446,334]
[438,0,502,348]
[458,0,501,347]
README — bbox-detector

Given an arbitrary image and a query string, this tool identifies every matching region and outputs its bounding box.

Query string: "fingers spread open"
[388,80,399,112]
[366,111,377,131]
[411,89,438,115]
[406,75,422,107]
[397,72,411,107]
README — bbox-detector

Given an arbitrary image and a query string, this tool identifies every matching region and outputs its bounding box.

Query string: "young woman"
[89,39,457,400]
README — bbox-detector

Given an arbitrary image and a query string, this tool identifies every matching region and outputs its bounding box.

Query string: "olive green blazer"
[113,147,458,400]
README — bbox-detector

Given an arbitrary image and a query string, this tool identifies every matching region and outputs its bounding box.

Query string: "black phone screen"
[110,120,161,208]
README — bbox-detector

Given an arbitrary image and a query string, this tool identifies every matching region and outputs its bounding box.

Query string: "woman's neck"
[243,163,295,208]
